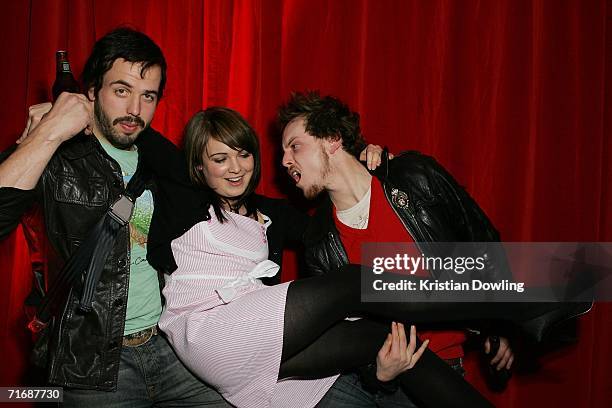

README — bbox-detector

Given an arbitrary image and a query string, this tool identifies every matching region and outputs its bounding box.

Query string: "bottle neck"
[56,60,72,74]
[56,51,72,73]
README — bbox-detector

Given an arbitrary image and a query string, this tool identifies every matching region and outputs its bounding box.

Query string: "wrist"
[31,120,69,146]
[376,370,393,382]
[359,364,400,395]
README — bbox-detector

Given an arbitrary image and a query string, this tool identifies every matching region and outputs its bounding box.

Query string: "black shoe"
[520,301,593,343]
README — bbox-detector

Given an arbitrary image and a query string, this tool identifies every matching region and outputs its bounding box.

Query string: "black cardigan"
[138,130,308,281]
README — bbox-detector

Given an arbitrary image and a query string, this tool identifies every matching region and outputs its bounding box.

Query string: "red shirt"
[333,177,466,359]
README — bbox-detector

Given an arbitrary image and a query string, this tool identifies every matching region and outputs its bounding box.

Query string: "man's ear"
[87,87,96,101]
[327,135,343,154]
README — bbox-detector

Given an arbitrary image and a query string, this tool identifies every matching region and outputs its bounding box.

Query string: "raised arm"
[0,93,92,190]
[0,94,92,239]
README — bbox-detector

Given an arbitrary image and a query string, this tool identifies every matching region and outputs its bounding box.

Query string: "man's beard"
[94,100,146,150]
[303,146,331,200]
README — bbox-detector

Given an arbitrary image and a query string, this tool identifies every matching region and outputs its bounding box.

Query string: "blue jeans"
[315,373,415,408]
[317,362,465,408]
[63,333,231,407]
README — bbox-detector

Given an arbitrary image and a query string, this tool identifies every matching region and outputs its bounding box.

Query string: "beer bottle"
[52,50,80,100]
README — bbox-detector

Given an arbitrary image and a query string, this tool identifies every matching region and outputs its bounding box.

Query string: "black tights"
[278,265,496,407]
[280,317,488,407]
[279,264,572,407]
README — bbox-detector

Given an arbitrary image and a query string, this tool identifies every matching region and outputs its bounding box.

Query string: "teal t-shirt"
[99,138,162,335]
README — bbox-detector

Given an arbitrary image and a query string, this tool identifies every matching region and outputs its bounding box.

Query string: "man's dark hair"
[82,27,167,99]
[278,91,366,156]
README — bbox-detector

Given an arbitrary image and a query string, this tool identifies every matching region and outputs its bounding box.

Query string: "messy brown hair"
[278,91,366,156]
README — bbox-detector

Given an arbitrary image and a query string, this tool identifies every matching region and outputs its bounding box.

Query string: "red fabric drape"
[0,1,609,406]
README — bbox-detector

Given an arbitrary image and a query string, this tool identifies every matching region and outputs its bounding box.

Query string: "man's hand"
[376,323,429,382]
[21,93,93,145]
[17,103,52,144]
[484,335,514,370]
[0,93,93,190]
[359,144,394,171]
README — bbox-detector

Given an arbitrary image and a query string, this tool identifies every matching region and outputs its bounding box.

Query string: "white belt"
[215,260,280,303]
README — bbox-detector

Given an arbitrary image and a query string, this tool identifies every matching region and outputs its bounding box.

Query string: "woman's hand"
[376,323,429,382]
[359,144,394,171]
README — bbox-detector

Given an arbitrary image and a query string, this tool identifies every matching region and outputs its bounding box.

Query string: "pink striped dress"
[158,209,338,408]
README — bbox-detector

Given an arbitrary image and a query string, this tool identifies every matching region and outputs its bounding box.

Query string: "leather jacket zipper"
[328,231,349,266]
[49,289,72,379]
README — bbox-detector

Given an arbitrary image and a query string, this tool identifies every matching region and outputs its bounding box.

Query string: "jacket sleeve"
[302,247,329,278]
[137,129,207,273]
[281,204,341,280]
[136,129,191,186]
[0,187,37,239]
[300,198,347,279]
[0,144,38,240]
[426,155,513,282]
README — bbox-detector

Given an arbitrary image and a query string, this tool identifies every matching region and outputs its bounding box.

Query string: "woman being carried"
[142,107,587,408]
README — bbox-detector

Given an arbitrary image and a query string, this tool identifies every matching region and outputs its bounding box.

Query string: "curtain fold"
[0,1,608,406]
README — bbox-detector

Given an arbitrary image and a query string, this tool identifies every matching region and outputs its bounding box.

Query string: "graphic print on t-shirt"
[122,173,153,266]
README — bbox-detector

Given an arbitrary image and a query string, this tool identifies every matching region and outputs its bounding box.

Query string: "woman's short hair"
[183,107,261,222]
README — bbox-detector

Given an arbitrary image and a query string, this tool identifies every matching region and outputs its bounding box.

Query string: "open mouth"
[288,168,301,184]
[226,176,244,185]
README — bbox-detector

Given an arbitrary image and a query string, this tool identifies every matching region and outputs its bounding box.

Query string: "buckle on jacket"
[109,195,134,226]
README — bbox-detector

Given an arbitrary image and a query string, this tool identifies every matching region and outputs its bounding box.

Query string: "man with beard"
[0,28,229,407]
[278,91,514,407]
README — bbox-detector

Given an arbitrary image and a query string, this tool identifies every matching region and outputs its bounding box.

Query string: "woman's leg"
[282,263,588,358]
[281,269,493,407]
[280,319,389,378]
[280,318,492,408]
[280,264,587,407]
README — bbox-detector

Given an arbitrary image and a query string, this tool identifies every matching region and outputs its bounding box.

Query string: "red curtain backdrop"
[0,1,610,406]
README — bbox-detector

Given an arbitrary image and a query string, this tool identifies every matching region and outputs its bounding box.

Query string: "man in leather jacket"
[278,91,514,407]
[0,28,229,407]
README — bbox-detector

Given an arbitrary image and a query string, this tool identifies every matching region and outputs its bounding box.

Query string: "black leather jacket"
[0,129,162,390]
[303,151,512,282]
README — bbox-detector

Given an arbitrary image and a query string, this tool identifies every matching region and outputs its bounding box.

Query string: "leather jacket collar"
[58,133,97,160]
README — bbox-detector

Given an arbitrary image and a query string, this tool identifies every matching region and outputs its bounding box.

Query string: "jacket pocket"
[54,175,108,207]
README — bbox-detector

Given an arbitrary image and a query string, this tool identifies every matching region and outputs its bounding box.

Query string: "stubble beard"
[94,100,145,150]
[303,147,331,200]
